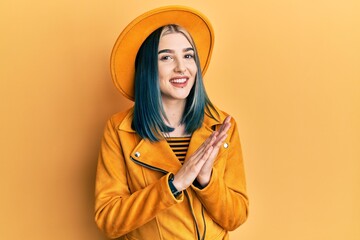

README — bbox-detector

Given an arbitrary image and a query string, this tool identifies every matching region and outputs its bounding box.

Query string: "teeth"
[170,78,187,83]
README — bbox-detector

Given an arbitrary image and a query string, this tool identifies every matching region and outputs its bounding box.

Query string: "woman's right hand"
[172,132,218,191]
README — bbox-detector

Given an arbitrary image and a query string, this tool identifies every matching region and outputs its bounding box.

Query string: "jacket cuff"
[191,168,219,198]
[160,173,184,205]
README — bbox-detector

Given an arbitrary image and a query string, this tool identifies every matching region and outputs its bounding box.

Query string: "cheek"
[157,67,167,85]
[189,62,198,75]
[158,64,171,77]
[158,68,170,89]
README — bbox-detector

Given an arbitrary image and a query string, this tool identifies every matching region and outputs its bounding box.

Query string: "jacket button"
[223,143,229,149]
[134,152,141,157]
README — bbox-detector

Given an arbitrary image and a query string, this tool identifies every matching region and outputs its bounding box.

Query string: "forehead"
[158,32,193,49]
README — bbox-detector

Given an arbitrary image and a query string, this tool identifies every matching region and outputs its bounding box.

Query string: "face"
[157,32,198,103]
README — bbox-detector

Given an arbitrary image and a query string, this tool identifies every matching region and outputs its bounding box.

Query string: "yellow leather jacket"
[95,106,249,239]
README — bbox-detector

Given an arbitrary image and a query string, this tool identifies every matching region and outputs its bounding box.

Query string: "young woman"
[95,6,248,240]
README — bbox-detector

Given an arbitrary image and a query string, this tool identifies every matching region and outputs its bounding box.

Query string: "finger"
[218,122,231,140]
[189,132,217,161]
[217,116,231,136]
[217,121,225,133]
[214,133,228,149]
[192,136,218,166]
[194,134,218,161]
[202,131,218,147]
[213,132,230,152]
[224,115,231,124]
[221,116,231,131]
[192,132,215,154]
[213,124,230,146]
[222,121,231,135]
[195,145,214,168]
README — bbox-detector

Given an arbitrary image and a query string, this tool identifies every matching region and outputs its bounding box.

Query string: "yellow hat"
[110,5,214,100]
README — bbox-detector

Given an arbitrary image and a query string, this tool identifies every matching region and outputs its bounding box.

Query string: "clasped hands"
[172,116,231,191]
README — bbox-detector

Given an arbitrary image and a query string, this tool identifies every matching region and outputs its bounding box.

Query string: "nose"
[174,58,186,74]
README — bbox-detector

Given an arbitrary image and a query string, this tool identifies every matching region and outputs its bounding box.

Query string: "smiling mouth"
[170,77,188,84]
[169,77,189,88]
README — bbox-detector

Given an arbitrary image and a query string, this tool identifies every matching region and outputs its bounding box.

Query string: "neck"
[162,98,186,128]
[162,99,192,138]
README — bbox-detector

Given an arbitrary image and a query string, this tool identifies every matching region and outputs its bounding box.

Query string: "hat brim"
[110,5,214,101]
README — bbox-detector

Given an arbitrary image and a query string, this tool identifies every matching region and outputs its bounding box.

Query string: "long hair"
[132,25,218,142]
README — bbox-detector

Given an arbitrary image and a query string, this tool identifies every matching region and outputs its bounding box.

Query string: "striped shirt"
[166,137,191,165]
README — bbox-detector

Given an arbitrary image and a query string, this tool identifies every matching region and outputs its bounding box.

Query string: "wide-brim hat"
[110,5,214,101]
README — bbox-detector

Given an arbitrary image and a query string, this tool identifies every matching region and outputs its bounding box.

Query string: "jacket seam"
[155,216,164,240]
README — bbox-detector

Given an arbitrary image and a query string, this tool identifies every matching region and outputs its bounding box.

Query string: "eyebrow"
[158,47,194,54]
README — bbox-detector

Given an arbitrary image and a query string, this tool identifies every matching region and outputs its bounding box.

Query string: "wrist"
[196,172,212,187]
[171,174,184,191]
[168,174,182,198]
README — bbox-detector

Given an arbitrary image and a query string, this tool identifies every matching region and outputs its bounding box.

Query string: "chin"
[175,92,191,100]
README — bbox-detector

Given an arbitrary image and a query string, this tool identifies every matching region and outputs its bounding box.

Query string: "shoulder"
[107,107,134,132]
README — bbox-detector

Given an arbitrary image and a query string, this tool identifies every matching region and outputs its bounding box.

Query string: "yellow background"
[1,0,359,239]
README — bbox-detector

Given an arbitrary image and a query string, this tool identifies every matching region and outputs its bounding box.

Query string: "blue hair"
[132,25,218,142]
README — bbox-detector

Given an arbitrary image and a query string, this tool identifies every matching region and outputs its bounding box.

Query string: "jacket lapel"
[130,138,182,174]
[118,111,182,173]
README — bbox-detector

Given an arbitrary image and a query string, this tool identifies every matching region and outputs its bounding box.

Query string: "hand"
[196,116,232,187]
[172,132,217,191]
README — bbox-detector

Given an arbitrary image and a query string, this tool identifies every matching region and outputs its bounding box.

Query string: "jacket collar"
[118,108,136,133]
[117,106,227,173]
[118,106,226,133]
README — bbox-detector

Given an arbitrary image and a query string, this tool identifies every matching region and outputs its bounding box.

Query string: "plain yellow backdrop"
[1,0,359,239]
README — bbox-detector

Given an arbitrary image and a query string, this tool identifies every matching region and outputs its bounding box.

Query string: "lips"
[169,77,189,88]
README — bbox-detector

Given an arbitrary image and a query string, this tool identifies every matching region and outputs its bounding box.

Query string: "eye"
[159,55,173,61]
[184,54,194,59]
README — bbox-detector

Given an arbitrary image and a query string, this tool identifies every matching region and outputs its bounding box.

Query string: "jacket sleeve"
[191,118,249,230]
[94,118,183,239]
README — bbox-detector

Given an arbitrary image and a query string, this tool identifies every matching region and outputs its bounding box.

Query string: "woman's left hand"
[196,116,232,187]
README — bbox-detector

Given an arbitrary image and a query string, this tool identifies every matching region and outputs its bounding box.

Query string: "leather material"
[95,106,248,239]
